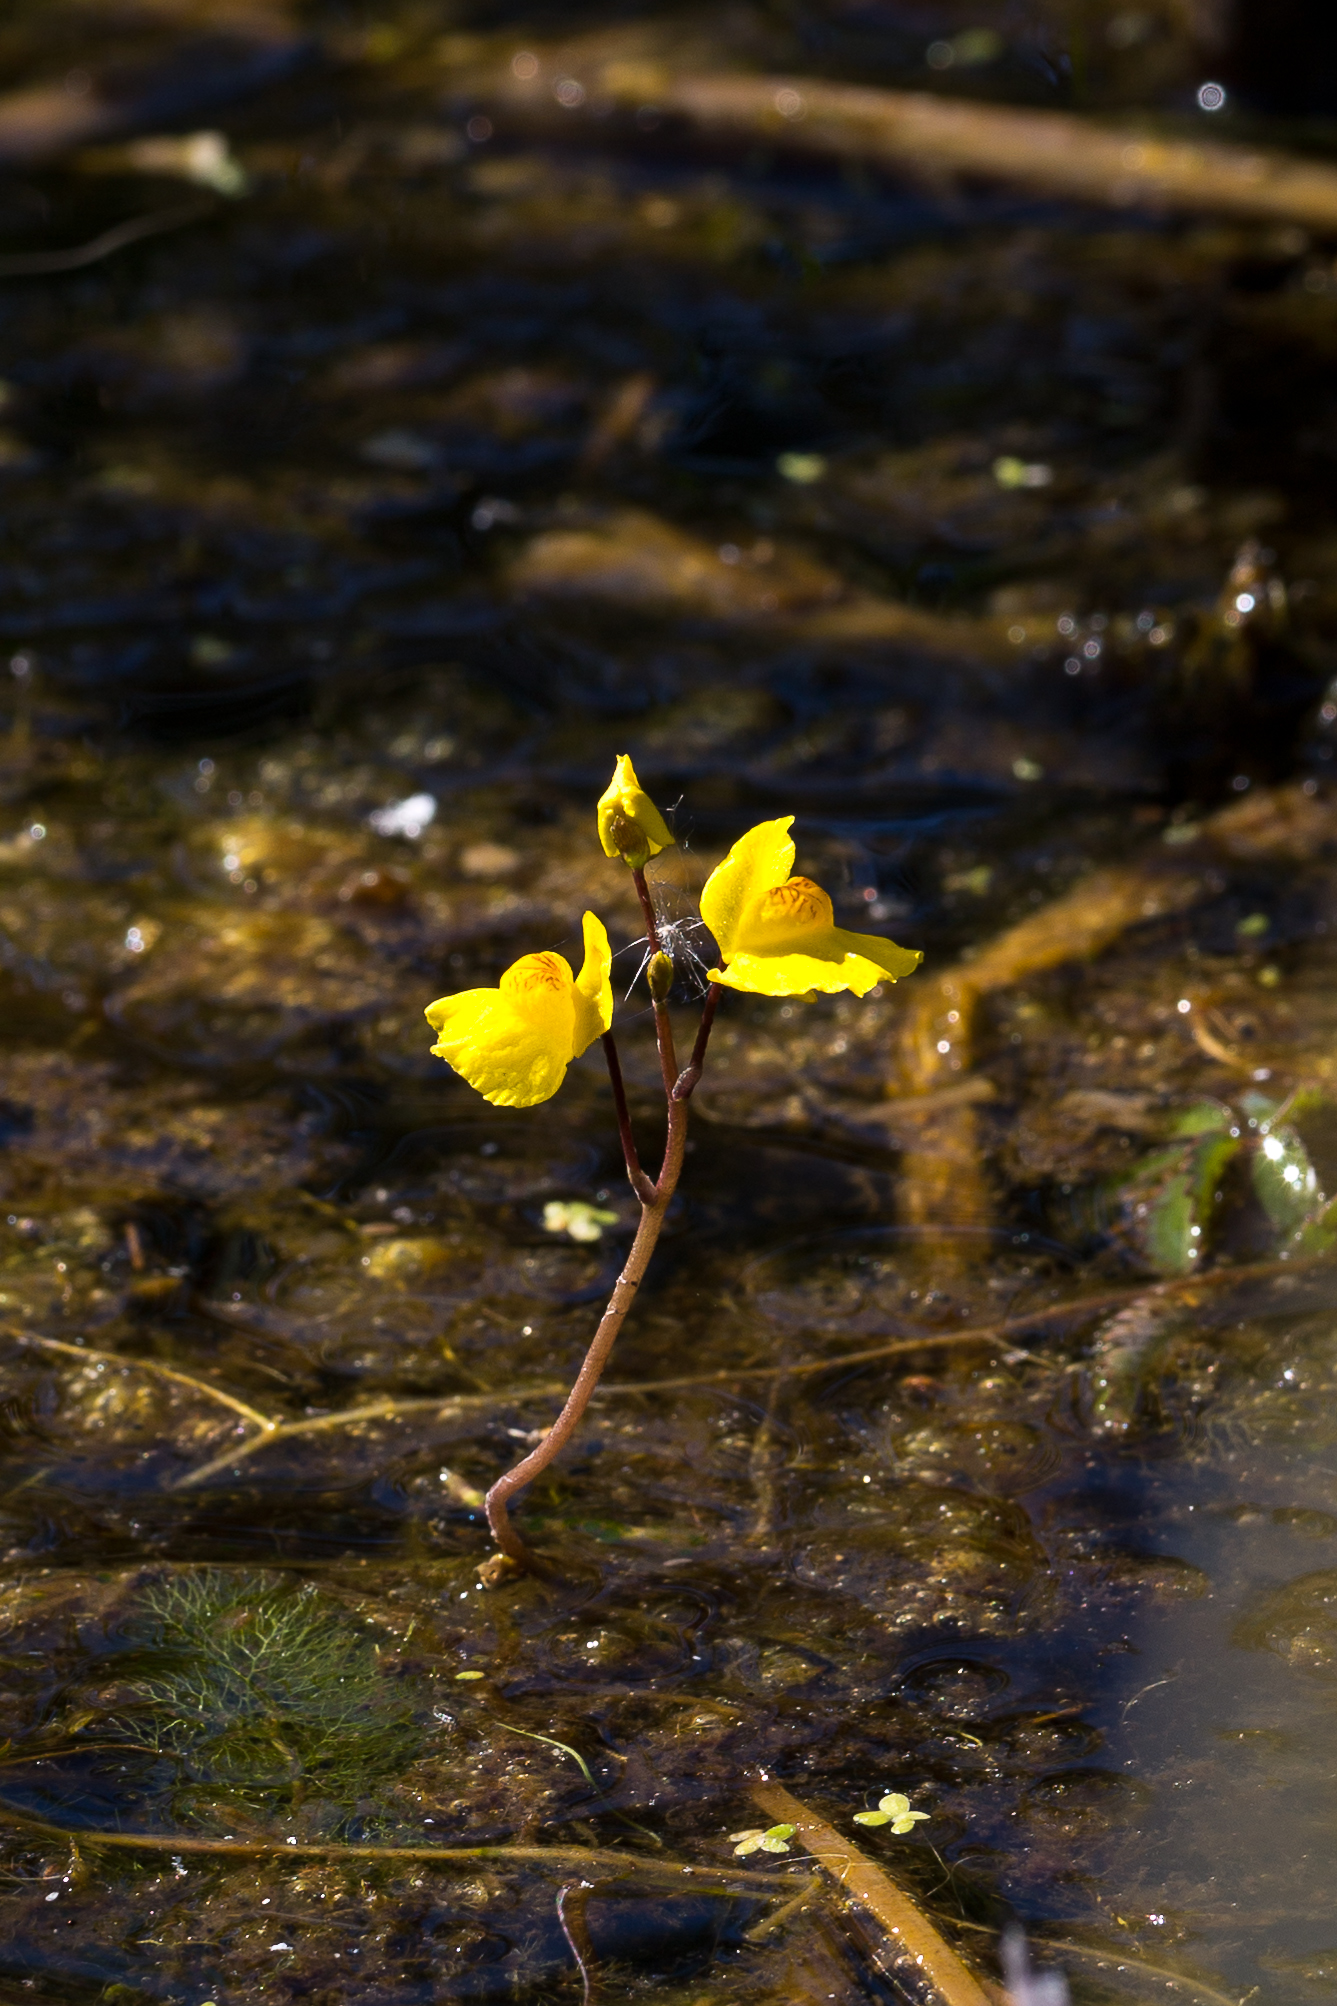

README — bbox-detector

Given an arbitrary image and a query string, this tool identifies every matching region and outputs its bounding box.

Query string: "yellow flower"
[700,818,922,997]
[597,753,673,869]
[424,912,612,1108]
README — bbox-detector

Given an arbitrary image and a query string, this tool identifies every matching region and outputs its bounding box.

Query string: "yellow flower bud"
[597,754,673,870]
[647,950,674,1001]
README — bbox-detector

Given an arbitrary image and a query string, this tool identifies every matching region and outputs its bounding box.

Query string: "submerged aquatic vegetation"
[97,1571,420,1805]
[1111,1087,1334,1274]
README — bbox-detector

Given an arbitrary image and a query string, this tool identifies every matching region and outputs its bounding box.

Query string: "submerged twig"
[14,1247,1287,1496]
[744,1871,825,1942]
[746,1370,789,1543]
[557,1879,599,2006]
[0,1792,778,1889]
[499,55,1337,233]
[175,1387,565,1492]
[0,200,216,278]
[601,1253,1306,1395]
[5,1328,277,1435]
[660,75,1337,232]
[749,1779,994,2006]
[1032,1938,1241,2006]
[0,24,309,171]
[947,1914,1242,2006]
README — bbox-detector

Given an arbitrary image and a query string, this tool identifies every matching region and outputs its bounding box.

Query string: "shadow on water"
[3,0,1337,1999]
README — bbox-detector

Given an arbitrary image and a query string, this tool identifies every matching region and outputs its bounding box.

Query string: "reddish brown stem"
[632,864,678,1096]
[485,1098,687,1568]
[601,1032,656,1206]
[673,981,720,1101]
[631,863,665,956]
[483,890,723,1574]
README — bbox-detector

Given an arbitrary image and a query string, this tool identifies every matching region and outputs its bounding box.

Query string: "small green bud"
[647,951,674,1001]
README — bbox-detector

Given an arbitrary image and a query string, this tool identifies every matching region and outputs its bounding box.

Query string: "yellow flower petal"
[708,946,905,998]
[597,754,673,867]
[699,817,795,958]
[427,978,572,1108]
[571,909,613,1054]
[828,926,923,983]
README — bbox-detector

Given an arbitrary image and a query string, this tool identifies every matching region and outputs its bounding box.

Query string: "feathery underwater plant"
[95,1570,420,1809]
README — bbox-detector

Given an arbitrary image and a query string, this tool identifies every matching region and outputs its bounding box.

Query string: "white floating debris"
[128,131,249,197]
[368,792,436,838]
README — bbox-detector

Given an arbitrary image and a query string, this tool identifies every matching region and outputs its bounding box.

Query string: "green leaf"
[1252,1125,1322,1235]
[1120,1129,1241,1275]
[1294,1194,1337,1256]
[1167,1100,1233,1138]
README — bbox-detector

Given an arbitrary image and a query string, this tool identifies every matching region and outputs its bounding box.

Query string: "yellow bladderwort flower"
[597,753,673,870]
[425,912,612,1108]
[700,817,922,998]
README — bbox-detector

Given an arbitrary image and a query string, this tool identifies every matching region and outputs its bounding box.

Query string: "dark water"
[3,3,1337,2001]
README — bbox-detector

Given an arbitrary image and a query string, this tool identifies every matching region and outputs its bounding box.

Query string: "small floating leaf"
[542,1200,618,1243]
[729,1823,794,1856]
[854,1790,929,1834]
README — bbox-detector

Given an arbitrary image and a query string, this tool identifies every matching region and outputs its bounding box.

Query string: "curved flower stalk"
[425,755,921,1575]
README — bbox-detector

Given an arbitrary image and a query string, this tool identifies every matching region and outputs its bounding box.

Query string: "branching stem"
[484,872,720,1573]
[601,1033,656,1205]
[673,982,720,1101]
